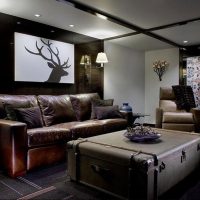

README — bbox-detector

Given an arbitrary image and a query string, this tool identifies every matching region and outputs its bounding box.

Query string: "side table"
[120,111,133,127]
[132,113,150,123]
[120,111,150,127]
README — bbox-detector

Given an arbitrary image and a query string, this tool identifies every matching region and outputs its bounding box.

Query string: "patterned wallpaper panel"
[187,56,200,108]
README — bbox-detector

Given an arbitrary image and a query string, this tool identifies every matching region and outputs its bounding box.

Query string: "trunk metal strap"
[75,138,158,166]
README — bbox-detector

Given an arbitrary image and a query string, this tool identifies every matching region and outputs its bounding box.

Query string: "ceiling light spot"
[34,14,41,17]
[96,13,108,20]
[85,30,118,39]
[69,24,74,27]
[183,40,188,44]
[17,21,21,25]
[51,30,55,33]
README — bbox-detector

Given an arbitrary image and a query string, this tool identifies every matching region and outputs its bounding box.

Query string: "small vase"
[120,103,132,112]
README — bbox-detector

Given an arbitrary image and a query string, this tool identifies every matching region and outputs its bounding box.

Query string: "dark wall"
[76,41,104,97]
[0,12,103,97]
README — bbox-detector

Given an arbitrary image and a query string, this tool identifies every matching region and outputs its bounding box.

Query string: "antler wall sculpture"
[153,60,169,81]
[25,39,71,83]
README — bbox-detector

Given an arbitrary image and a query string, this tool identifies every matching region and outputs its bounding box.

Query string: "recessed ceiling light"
[183,40,188,44]
[17,21,21,25]
[51,30,55,33]
[34,14,41,17]
[69,24,74,27]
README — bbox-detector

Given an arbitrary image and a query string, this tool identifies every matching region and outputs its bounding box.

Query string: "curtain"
[187,56,200,108]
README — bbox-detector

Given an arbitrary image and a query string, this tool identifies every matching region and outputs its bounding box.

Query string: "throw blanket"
[172,85,196,112]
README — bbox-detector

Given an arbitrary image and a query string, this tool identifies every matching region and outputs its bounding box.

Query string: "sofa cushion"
[97,118,127,133]
[160,100,178,112]
[94,105,123,120]
[70,93,100,121]
[71,120,104,139]
[50,121,81,130]
[51,120,104,139]
[162,123,195,132]
[0,95,38,119]
[91,98,114,119]
[38,95,76,126]
[27,127,71,147]
[162,112,194,124]
[14,106,43,129]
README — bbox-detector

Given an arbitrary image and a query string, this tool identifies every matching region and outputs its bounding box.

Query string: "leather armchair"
[155,87,200,132]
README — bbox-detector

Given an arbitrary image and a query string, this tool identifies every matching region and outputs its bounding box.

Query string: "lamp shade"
[96,52,108,66]
[80,56,85,65]
[80,55,91,65]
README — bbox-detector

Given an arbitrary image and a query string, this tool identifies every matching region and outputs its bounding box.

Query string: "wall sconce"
[80,55,91,84]
[80,55,91,68]
[96,52,108,67]
[153,60,169,81]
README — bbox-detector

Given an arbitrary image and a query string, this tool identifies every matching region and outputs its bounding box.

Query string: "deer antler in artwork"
[25,39,71,83]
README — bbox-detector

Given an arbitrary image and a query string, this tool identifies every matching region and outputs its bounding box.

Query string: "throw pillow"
[3,101,31,121]
[94,105,123,120]
[172,85,196,111]
[91,99,114,119]
[14,106,43,129]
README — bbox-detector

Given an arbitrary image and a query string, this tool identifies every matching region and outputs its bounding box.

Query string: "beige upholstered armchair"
[155,87,200,132]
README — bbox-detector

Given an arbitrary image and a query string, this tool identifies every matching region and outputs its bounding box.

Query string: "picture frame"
[14,32,74,84]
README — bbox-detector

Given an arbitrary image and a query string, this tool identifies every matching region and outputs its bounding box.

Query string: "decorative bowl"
[124,126,161,142]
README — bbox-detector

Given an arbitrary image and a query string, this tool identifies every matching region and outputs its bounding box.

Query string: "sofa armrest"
[0,119,27,177]
[191,108,200,132]
[191,108,200,123]
[155,108,163,128]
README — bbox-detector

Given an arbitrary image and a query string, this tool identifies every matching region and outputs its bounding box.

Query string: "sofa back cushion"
[0,95,38,119]
[159,87,181,112]
[38,95,76,126]
[70,93,100,121]
[160,87,175,100]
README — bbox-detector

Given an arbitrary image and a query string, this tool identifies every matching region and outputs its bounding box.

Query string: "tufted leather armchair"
[155,87,200,132]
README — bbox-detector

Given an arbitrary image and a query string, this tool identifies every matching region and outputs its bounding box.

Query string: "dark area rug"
[0,162,200,200]
[0,162,118,200]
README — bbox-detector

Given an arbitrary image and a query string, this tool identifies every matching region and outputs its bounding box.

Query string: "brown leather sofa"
[155,87,200,132]
[0,93,127,178]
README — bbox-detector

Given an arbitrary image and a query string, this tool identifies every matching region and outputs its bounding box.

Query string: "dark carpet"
[0,162,118,200]
[0,162,200,200]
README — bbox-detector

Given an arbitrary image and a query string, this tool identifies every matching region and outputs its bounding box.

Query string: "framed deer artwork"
[14,32,74,83]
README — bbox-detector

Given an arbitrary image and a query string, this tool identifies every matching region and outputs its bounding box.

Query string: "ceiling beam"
[104,32,139,41]
[147,17,200,32]
[58,0,183,47]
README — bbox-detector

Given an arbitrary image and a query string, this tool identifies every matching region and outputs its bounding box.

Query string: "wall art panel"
[15,32,74,84]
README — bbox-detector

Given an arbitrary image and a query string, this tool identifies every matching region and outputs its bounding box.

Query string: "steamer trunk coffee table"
[67,129,200,200]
